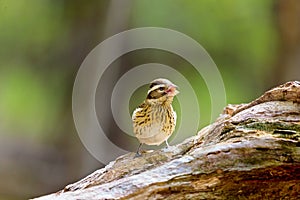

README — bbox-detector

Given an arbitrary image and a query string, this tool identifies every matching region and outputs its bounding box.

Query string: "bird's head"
[146,78,179,105]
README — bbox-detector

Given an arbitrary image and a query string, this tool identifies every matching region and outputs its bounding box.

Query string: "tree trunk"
[33,81,300,200]
[273,0,300,84]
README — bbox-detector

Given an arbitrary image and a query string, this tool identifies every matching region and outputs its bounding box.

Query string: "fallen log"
[33,81,300,200]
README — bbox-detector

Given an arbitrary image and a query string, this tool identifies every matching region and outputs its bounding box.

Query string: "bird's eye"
[158,87,164,91]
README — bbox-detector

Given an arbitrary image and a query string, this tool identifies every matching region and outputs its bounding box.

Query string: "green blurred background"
[0,0,299,199]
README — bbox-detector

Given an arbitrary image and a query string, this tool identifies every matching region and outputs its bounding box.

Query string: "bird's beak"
[166,84,179,96]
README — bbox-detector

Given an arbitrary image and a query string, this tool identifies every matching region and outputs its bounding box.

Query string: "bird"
[132,78,179,156]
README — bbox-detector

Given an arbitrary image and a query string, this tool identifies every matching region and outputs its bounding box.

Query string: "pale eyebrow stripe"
[147,84,165,94]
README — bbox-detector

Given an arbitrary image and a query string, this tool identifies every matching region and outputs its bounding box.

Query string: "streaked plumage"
[132,78,179,156]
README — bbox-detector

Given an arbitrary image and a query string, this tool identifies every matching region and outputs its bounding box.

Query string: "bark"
[33,81,300,200]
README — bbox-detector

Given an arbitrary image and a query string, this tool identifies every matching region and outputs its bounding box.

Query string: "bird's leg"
[165,140,170,148]
[134,143,142,157]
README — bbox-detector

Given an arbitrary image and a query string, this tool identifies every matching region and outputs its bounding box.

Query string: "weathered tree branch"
[34,81,300,200]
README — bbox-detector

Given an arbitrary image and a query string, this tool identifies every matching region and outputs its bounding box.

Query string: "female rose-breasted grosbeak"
[132,78,179,156]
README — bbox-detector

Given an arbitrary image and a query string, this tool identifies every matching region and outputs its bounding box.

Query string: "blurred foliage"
[0,0,66,59]
[0,67,65,138]
[131,0,277,103]
[0,0,67,139]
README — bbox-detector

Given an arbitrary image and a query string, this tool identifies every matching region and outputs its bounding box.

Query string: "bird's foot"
[162,145,177,153]
[134,143,143,158]
[134,152,142,158]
